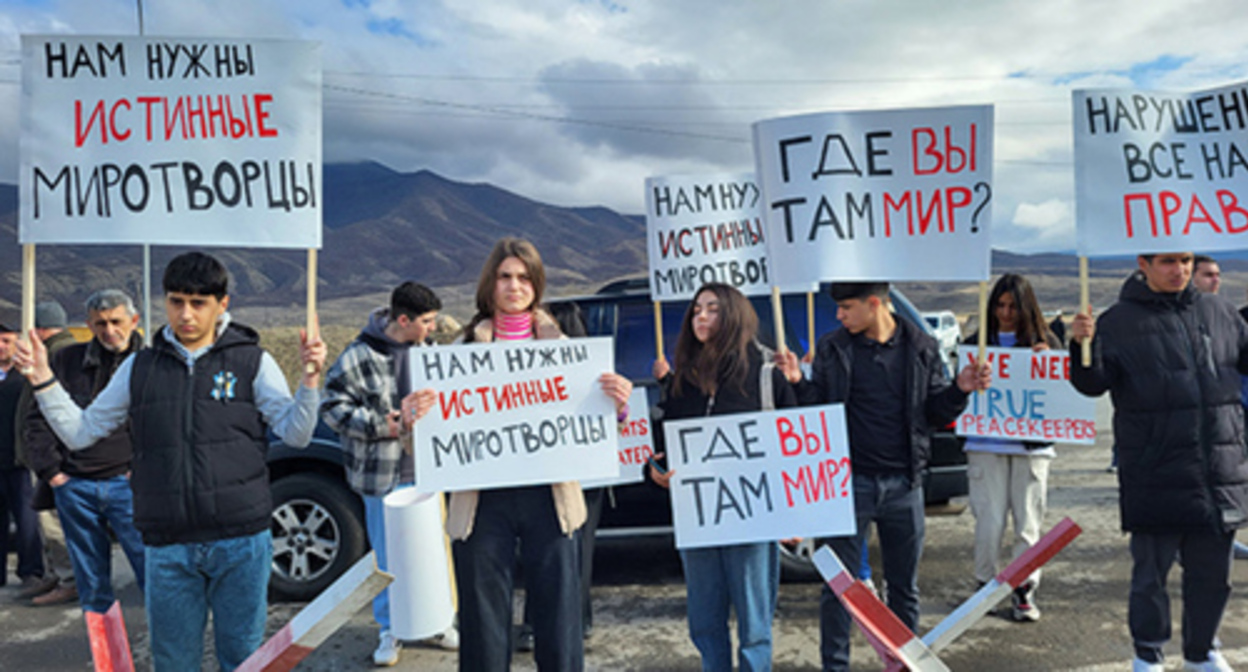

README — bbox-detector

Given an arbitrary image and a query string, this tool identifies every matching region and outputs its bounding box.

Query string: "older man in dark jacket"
[1072,252,1248,672]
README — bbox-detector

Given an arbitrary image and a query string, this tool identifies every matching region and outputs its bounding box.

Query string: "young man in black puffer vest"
[16,252,327,672]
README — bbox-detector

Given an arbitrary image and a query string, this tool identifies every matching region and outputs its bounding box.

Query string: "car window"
[616,300,686,381]
[925,316,939,329]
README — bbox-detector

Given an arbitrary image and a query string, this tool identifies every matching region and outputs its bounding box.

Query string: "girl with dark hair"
[650,283,795,672]
[963,273,1061,623]
[408,237,631,671]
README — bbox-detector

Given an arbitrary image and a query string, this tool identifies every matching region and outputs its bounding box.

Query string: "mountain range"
[3,162,1245,324]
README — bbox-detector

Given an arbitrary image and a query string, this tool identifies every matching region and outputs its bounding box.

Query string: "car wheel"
[778,538,822,582]
[269,472,367,601]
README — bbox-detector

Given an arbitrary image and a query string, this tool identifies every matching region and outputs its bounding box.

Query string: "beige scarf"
[444,309,588,540]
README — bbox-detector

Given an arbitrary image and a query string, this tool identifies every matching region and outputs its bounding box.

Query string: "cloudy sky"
[2,0,1247,253]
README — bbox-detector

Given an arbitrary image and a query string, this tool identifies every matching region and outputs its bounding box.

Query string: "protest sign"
[752,105,993,286]
[664,404,854,550]
[955,346,1096,444]
[409,337,620,492]
[20,35,321,248]
[579,387,654,490]
[645,173,771,301]
[1073,81,1248,256]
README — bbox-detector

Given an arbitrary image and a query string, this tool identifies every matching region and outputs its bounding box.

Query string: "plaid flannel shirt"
[320,336,403,497]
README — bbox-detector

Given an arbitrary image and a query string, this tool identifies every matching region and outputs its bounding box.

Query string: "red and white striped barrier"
[85,601,134,672]
[813,547,950,672]
[813,516,1082,671]
[922,517,1081,652]
[236,552,394,672]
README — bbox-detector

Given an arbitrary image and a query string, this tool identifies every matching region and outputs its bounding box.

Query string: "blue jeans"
[53,475,146,613]
[0,467,45,582]
[453,486,582,672]
[364,484,413,632]
[145,530,271,672]
[680,542,780,672]
[820,473,925,672]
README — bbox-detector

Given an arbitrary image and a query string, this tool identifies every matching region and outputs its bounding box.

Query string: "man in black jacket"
[778,282,989,672]
[1071,252,1248,672]
[24,290,146,618]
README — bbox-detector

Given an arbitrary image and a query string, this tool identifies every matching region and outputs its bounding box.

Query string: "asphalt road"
[4,397,1248,670]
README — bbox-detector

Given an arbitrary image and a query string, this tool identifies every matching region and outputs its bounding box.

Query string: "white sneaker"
[1133,658,1164,672]
[1183,650,1234,672]
[373,630,401,667]
[434,624,459,651]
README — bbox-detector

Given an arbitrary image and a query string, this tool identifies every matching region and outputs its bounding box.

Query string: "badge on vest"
[211,371,238,401]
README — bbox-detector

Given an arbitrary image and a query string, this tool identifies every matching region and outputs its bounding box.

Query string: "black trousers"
[1129,529,1234,664]
[454,486,582,671]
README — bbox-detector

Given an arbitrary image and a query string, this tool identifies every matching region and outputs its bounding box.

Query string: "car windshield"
[925,316,939,328]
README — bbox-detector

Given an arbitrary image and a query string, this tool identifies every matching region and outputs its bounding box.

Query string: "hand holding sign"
[598,372,633,412]
[956,361,992,393]
[401,389,436,431]
[1070,309,1095,346]
[299,316,327,387]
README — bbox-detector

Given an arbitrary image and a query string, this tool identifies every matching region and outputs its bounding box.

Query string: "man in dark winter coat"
[1071,252,1248,672]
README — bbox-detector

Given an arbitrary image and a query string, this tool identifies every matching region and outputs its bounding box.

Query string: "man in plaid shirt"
[320,281,457,666]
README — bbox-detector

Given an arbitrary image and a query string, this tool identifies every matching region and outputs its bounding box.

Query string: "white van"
[922,310,961,361]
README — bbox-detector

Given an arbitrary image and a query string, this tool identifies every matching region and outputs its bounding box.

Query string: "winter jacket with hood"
[1071,271,1248,533]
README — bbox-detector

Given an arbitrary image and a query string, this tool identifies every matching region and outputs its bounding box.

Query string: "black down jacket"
[1071,272,1248,533]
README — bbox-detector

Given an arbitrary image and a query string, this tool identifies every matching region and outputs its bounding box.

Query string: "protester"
[516,300,602,653]
[320,281,458,667]
[962,274,1061,622]
[1071,252,1246,672]
[408,237,631,672]
[0,314,50,594]
[1193,254,1222,294]
[23,290,146,619]
[776,282,989,672]
[15,252,326,672]
[1190,255,1248,563]
[648,282,794,671]
[17,301,80,605]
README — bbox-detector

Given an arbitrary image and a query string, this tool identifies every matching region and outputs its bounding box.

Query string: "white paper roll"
[383,488,455,640]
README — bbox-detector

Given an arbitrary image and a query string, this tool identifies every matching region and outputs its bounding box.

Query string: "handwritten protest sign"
[579,387,654,490]
[955,346,1096,444]
[665,404,855,550]
[20,35,321,248]
[645,173,771,301]
[752,105,993,286]
[1073,81,1248,256]
[409,338,620,492]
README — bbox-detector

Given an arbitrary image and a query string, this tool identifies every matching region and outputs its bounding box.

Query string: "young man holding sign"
[320,281,457,666]
[1071,252,1248,672]
[15,252,327,672]
[777,282,989,672]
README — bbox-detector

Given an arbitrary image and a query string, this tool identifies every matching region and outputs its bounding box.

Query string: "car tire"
[778,538,822,583]
[269,472,367,601]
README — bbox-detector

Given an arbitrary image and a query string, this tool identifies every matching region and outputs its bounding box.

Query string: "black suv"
[264,279,968,597]
[548,278,968,579]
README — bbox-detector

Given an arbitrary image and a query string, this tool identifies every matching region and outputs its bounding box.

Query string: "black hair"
[1194,254,1216,269]
[828,282,889,303]
[390,282,442,320]
[162,252,229,299]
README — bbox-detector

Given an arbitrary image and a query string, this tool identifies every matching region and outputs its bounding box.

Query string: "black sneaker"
[1011,582,1041,622]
